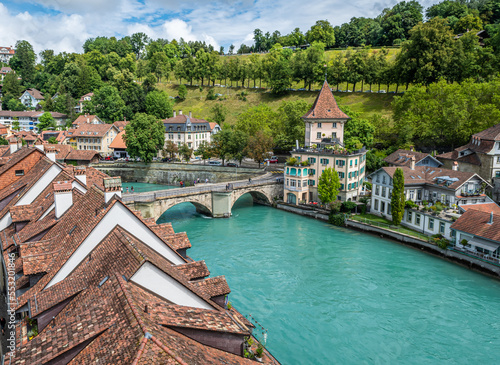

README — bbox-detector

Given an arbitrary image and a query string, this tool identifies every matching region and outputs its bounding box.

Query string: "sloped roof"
[113,120,129,131]
[451,209,500,242]
[109,130,126,149]
[384,149,442,167]
[66,149,100,161]
[23,88,44,100]
[68,121,117,138]
[461,202,500,215]
[302,81,350,120]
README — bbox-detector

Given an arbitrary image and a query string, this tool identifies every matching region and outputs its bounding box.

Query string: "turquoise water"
[158,194,500,365]
[121,182,177,193]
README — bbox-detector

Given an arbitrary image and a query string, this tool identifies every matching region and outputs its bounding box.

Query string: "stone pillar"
[212,191,232,218]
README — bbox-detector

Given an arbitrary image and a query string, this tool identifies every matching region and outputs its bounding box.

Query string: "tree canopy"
[124,113,165,162]
[318,167,341,204]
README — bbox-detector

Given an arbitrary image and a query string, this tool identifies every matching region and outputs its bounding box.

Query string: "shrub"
[329,200,342,213]
[206,88,217,100]
[329,213,347,227]
[286,157,298,166]
[436,238,450,249]
[342,201,357,213]
[300,160,309,166]
[422,200,428,206]
[460,239,469,247]
[405,200,418,209]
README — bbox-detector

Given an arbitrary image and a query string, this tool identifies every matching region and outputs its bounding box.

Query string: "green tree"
[85,85,125,123]
[37,112,56,131]
[391,168,405,225]
[145,90,173,119]
[275,100,310,150]
[0,137,8,145]
[194,141,212,164]
[47,136,58,144]
[12,118,20,131]
[317,167,341,204]
[210,104,227,125]
[124,113,165,163]
[306,20,336,48]
[7,99,26,111]
[10,40,36,85]
[236,104,277,137]
[379,1,423,45]
[227,129,249,165]
[210,129,232,165]
[178,84,187,101]
[178,143,193,162]
[263,44,292,94]
[131,32,150,59]
[244,130,273,167]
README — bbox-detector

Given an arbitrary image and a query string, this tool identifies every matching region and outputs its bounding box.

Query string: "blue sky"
[0,0,440,55]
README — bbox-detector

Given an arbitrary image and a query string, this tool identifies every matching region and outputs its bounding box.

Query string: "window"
[407,211,412,222]
[332,132,337,138]
[286,179,289,186]
[439,222,445,234]
[375,185,380,195]
[15,170,24,176]
[308,157,316,164]
[333,122,337,128]
[355,159,358,166]
[416,214,421,226]
[382,187,386,198]
[417,190,422,200]
[320,158,329,165]
[298,180,301,188]
[290,179,296,187]
[317,132,321,139]
[350,160,353,167]
[374,199,379,210]
[317,123,322,128]
[428,218,434,230]
[382,175,386,184]
[340,183,344,190]
[309,169,316,175]
[309,180,315,186]
[409,190,415,200]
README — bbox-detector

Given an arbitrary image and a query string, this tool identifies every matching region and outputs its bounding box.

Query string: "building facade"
[19,88,44,108]
[284,81,367,204]
[164,111,220,151]
[0,46,15,63]
[0,111,67,132]
[66,120,119,155]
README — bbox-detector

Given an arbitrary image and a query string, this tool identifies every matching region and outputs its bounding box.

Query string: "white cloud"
[0,0,442,55]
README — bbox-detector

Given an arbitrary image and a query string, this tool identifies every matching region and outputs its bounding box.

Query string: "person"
[205,178,208,184]
[197,178,200,184]
[126,187,129,193]
[131,186,134,193]
[193,180,196,186]
[249,177,252,183]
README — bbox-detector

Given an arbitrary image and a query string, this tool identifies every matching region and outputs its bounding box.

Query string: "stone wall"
[92,163,265,185]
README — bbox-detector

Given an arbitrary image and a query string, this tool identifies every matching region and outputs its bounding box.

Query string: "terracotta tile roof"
[384,149,439,167]
[176,261,210,280]
[150,222,175,236]
[109,130,126,149]
[113,120,129,131]
[40,130,66,144]
[191,276,231,298]
[21,238,61,275]
[451,209,500,242]
[68,122,117,138]
[436,148,483,166]
[461,202,500,215]
[78,92,94,102]
[377,166,481,191]
[162,232,192,251]
[9,204,43,222]
[44,143,73,160]
[0,147,43,177]
[24,88,44,100]
[473,123,500,141]
[66,149,100,161]
[302,81,350,120]
[72,114,101,125]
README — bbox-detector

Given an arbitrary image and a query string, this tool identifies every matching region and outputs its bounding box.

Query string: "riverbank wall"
[276,203,500,279]
[92,162,266,185]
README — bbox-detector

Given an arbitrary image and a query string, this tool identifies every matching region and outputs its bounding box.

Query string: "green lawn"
[157,82,395,124]
[351,213,432,242]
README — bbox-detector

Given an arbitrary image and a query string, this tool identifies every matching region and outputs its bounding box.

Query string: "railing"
[121,175,281,203]
[450,247,500,267]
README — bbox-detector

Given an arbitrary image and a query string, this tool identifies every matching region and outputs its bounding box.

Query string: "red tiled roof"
[72,114,101,125]
[384,149,438,167]
[176,261,210,280]
[451,209,500,242]
[24,88,44,100]
[113,120,129,131]
[66,149,100,161]
[302,81,350,120]
[68,122,117,138]
[109,130,126,149]
[461,202,500,215]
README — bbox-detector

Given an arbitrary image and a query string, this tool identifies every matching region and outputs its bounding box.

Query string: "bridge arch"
[159,199,212,218]
[231,189,272,209]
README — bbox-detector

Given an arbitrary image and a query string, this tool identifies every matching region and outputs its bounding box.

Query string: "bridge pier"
[211,191,232,218]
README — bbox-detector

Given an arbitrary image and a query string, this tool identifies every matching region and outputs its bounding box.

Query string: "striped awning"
[470,239,500,253]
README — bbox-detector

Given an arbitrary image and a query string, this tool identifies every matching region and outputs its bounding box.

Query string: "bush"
[286,157,298,166]
[329,200,342,213]
[436,238,450,249]
[460,239,469,247]
[405,200,417,209]
[422,200,428,206]
[329,213,347,227]
[342,201,357,213]
[300,160,309,166]
[178,84,187,100]
[206,88,217,100]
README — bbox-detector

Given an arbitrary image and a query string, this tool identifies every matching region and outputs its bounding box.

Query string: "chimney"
[103,177,122,203]
[53,181,73,218]
[9,138,18,154]
[75,167,87,186]
[35,138,44,152]
[488,211,494,225]
[410,156,415,170]
[189,111,192,118]
[452,161,458,171]
[173,110,176,117]
[46,149,56,162]
[179,110,183,115]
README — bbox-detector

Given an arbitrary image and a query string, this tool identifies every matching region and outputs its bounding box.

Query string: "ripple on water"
[157,194,500,365]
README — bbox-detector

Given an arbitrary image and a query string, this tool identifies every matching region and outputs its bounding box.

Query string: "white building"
[19,88,44,109]
[163,111,220,151]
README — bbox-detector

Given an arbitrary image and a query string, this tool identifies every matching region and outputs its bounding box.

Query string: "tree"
[178,143,193,162]
[85,85,125,123]
[124,113,165,163]
[145,90,173,119]
[227,130,249,165]
[178,84,187,101]
[47,136,59,144]
[275,100,309,150]
[0,137,8,146]
[194,141,212,164]
[263,45,292,94]
[306,20,336,48]
[130,32,150,59]
[236,104,277,137]
[244,131,273,167]
[391,168,405,225]
[210,104,227,125]
[318,167,341,204]
[12,118,20,131]
[164,140,178,158]
[210,129,232,165]
[37,112,56,131]
[379,1,423,45]
[10,40,36,85]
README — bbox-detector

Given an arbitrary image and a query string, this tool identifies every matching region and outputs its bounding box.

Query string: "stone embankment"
[277,203,500,280]
[92,162,266,185]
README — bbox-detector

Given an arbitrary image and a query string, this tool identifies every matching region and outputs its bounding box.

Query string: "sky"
[0,0,441,55]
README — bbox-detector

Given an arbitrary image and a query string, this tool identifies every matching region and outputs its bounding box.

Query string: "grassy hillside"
[157,82,395,124]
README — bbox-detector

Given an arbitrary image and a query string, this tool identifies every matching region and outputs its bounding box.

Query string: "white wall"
[16,164,62,206]
[45,202,185,288]
[131,262,214,310]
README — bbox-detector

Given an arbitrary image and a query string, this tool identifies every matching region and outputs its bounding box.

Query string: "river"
[156,192,500,364]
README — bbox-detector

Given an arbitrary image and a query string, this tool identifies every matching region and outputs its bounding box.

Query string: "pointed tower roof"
[302,81,350,120]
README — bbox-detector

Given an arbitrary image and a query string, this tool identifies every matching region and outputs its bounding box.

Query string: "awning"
[469,239,500,252]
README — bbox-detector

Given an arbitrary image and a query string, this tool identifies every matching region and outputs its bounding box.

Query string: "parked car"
[209,160,222,166]
[265,156,278,163]
[104,156,113,161]
[226,162,238,167]
[162,157,172,162]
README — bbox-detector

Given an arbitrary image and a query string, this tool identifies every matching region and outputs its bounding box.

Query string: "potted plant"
[255,344,264,362]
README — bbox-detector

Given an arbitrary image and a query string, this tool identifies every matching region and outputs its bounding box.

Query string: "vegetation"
[124,113,165,162]
[318,167,341,204]
[391,168,405,225]
[329,212,348,227]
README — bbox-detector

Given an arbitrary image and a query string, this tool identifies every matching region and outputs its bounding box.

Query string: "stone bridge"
[121,178,283,220]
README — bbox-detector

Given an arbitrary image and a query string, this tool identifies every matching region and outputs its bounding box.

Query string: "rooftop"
[302,81,350,120]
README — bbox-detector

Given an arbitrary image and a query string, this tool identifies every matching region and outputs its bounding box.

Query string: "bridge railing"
[121,178,281,203]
